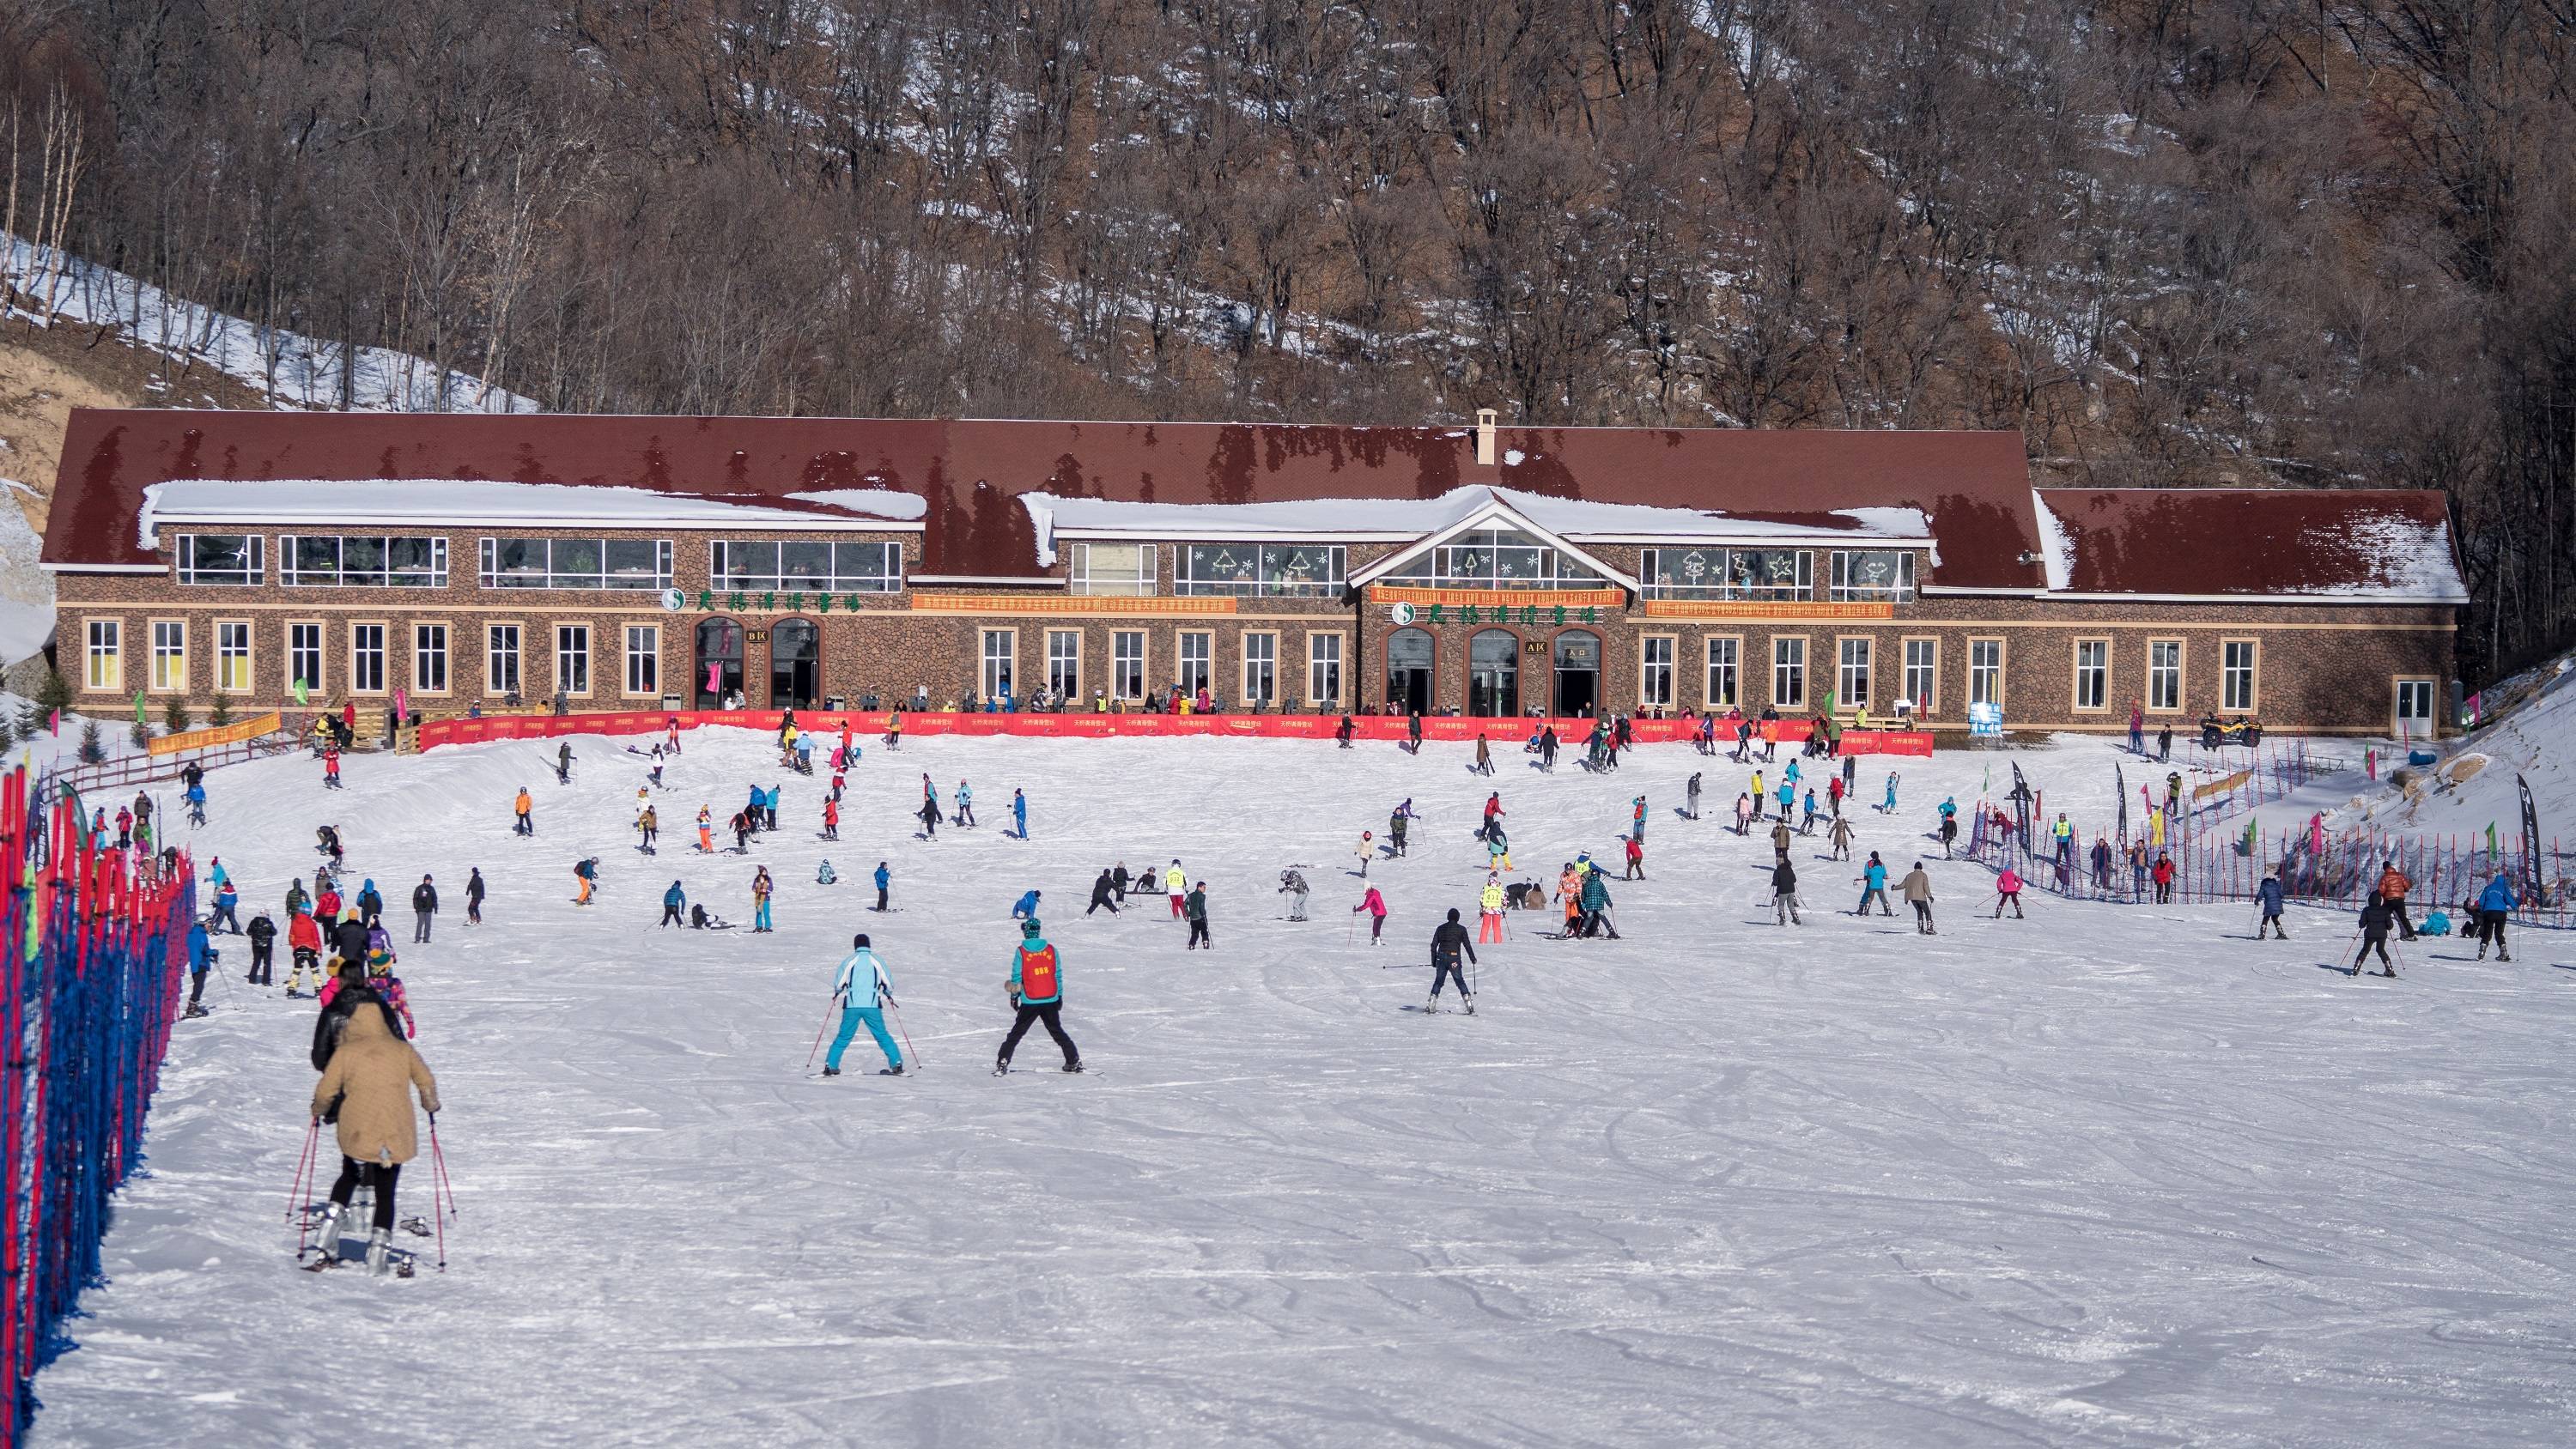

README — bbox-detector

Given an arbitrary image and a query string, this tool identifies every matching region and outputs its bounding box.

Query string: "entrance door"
[770,618,821,708]
[1385,627,1434,714]
[1553,629,1600,718]
[2393,677,2437,742]
[1467,629,1520,717]
[696,618,744,707]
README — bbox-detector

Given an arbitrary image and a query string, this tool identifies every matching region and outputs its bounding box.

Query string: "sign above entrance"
[1639,599,1895,620]
[908,593,1236,617]
[1370,585,1626,611]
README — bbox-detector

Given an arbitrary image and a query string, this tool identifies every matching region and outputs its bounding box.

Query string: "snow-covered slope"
[27,730,2573,1446]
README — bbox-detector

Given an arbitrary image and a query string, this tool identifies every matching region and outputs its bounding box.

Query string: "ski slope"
[27,728,2576,1447]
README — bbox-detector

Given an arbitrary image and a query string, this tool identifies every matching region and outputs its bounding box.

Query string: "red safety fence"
[417,708,1938,755]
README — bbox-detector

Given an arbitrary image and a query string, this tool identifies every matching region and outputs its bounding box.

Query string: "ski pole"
[289,1113,319,1233]
[428,1116,450,1270]
[887,999,922,1069]
[805,992,841,1070]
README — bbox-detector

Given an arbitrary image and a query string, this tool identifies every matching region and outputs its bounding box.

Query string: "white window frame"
[1827,549,1917,603]
[174,533,264,585]
[1307,632,1344,706]
[625,624,659,698]
[2393,676,2437,740]
[2073,638,2110,712]
[412,621,451,695]
[1111,630,1147,700]
[1068,542,1157,597]
[2146,639,2184,713]
[216,619,254,694]
[1046,628,1082,700]
[280,535,448,587]
[289,621,325,696]
[1836,635,1872,712]
[1176,543,1347,597]
[85,618,122,693]
[487,623,523,698]
[1639,634,1675,708]
[1969,638,2005,708]
[2222,639,2259,712]
[981,628,1017,700]
[1899,636,1937,716]
[556,623,592,698]
[349,621,388,695]
[1771,635,1807,709]
[1241,630,1278,705]
[707,539,902,594]
[149,619,188,694]
[1177,630,1213,693]
[1704,634,1739,709]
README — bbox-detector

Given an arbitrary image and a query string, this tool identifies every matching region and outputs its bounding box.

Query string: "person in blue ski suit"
[185,917,214,1015]
[660,881,687,928]
[2255,874,2287,939]
[955,781,975,827]
[212,878,242,933]
[1012,789,1028,839]
[2475,873,2519,961]
[823,933,903,1076]
[872,861,891,912]
[1011,888,1042,920]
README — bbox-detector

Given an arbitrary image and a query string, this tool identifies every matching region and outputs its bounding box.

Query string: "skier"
[817,860,839,886]
[411,874,438,943]
[2255,873,2287,939]
[635,803,659,853]
[1828,813,1855,862]
[1686,772,1703,821]
[356,879,384,926]
[1480,791,1505,840]
[1165,859,1187,919]
[1828,775,1844,817]
[915,794,939,839]
[1485,825,1512,873]
[1539,728,1558,771]
[1578,866,1619,938]
[245,911,276,985]
[1479,876,1506,943]
[1775,776,1794,819]
[555,741,574,785]
[1011,788,1027,840]
[465,867,485,925]
[2474,871,2518,961]
[1733,792,1753,835]
[1184,881,1211,950]
[1899,861,1936,934]
[1771,858,1801,926]
[1881,772,1899,813]
[323,745,343,790]
[1770,819,1794,867]
[211,877,242,934]
[1279,870,1310,921]
[1428,908,1477,1014]
[751,866,775,932]
[661,881,687,928]
[994,919,1082,1074]
[1012,888,1043,921]
[694,806,714,853]
[288,909,325,996]
[957,780,975,827]
[513,787,534,836]
[1854,853,1892,917]
[1354,884,1387,943]
[185,779,208,827]
[873,861,892,912]
[306,1001,440,1275]
[317,878,344,925]
[2352,894,2397,977]
[2151,851,2176,904]
[1993,865,2026,919]
[1336,715,1356,749]
[573,857,599,906]
[1555,863,1583,936]
[1111,862,1132,900]
[733,809,756,852]
[1388,806,1410,858]
[2376,859,2417,940]
[821,797,840,840]
[1621,834,1643,881]
[1801,790,1819,835]
[318,823,345,869]
[762,785,781,832]
[184,916,214,1017]
[1473,734,1493,776]
[1749,770,1765,819]
[823,933,904,1076]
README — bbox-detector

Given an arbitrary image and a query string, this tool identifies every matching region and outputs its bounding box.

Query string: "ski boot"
[821,1065,841,1076]
[1423,997,1439,1015]
[310,1200,346,1251]
[1061,1061,1085,1073]
[1461,997,1476,1016]
[183,1002,208,1019]
[878,1065,904,1076]
[365,1226,393,1275]
[993,1057,1010,1076]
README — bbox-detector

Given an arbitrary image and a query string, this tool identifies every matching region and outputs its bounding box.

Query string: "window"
[175,534,263,585]
[981,628,1016,700]
[1242,632,1277,705]
[1069,543,1156,597]
[1828,549,1916,602]
[216,621,253,693]
[349,623,386,694]
[1047,629,1081,700]
[1704,636,1739,708]
[281,536,447,587]
[1969,638,2004,707]
[487,625,522,697]
[1308,634,1343,705]
[2222,640,2258,712]
[1771,636,1806,708]
[1382,529,1601,590]
[1111,631,1146,700]
[2074,639,2109,712]
[1177,631,1212,692]
[1640,548,1813,600]
[1176,544,1346,597]
[2147,640,2182,712]
[1640,636,1674,707]
[149,621,187,693]
[84,620,120,691]
[1837,636,1872,711]
[412,623,449,694]
[290,622,324,695]
[555,624,592,697]
[707,540,902,594]
[1901,638,1937,715]
[625,625,659,697]
[481,538,673,591]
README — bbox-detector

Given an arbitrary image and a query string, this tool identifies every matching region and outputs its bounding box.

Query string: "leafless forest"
[3,0,2573,676]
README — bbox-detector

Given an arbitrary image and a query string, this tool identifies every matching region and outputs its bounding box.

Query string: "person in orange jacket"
[513,786,534,835]
[2376,860,2417,939]
[696,805,714,853]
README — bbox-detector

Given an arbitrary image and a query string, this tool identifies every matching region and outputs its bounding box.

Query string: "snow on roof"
[137,478,914,547]
[2031,490,2075,591]
[2032,488,2467,601]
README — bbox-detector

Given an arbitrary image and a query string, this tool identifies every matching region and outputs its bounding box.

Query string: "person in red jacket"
[1992,866,2026,919]
[2151,852,2177,904]
[287,909,327,997]
[1352,885,1388,944]
[1622,834,1645,880]
[821,797,840,840]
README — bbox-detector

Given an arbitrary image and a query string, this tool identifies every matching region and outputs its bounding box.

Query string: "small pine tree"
[207,693,233,727]
[0,713,16,753]
[80,720,106,764]
[23,666,70,736]
[131,718,152,751]
[162,696,192,734]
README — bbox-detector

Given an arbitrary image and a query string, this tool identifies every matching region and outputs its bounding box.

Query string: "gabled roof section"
[1342,489,1642,591]
[2032,488,2468,602]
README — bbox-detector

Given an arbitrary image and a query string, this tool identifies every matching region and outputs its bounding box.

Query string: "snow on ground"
[27,727,2576,1446]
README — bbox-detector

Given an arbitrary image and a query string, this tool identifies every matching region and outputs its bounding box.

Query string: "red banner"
[417,709,1935,755]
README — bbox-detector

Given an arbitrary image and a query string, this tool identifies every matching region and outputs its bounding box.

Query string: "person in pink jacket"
[1352,886,1388,944]
[1993,866,2026,919]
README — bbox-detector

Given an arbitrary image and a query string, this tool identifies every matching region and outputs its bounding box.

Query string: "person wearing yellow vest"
[1164,860,1187,919]
[995,919,1082,1074]
[1478,875,1506,944]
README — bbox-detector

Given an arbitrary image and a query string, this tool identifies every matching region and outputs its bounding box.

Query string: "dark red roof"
[2035,488,2466,600]
[46,410,2048,585]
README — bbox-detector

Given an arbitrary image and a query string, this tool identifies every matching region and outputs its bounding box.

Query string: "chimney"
[1474,408,1498,468]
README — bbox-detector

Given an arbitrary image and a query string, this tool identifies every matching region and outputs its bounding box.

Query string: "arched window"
[696,617,744,707]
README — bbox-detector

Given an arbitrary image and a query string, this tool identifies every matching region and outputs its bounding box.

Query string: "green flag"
[133,690,146,725]
[293,676,309,707]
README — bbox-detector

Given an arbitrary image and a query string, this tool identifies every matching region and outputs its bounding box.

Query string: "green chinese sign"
[1420,603,1598,627]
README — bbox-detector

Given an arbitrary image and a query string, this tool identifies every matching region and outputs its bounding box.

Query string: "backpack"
[1018,943,1060,1000]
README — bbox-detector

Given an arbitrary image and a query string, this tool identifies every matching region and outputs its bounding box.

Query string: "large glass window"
[708,539,902,593]
[1048,630,1082,700]
[150,621,186,692]
[2148,640,2182,712]
[1704,636,1739,708]
[1902,639,1937,714]
[1112,631,1145,700]
[2074,639,2109,711]
[216,621,253,693]
[2223,640,2258,712]
[290,622,324,694]
[479,537,672,591]
[282,536,447,587]
[1640,636,1674,707]
[626,626,659,697]
[1970,639,2003,706]
[487,625,522,697]
[175,534,264,585]
[1640,547,1814,600]
[1069,543,1157,597]
[1177,631,1212,692]
[1772,636,1807,708]
[981,628,1016,700]
[1176,543,1346,597]
[85,620,120,691]
[1382,529,1600,591]
[413,623,449,694]
[1242,633,1277,704]
[1829,550,1917,602]
[1837,637,1872,710]
[349,623,386,694]
[1309,634,1343,706]
[556,624,592,696]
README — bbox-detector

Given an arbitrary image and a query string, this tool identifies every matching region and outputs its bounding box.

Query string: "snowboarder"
[751,867,775,932]
[1855,853,1892,916]
[1279,870,1310,921]
[1899,861,1935,934]
[1993,866,2026,919]
[824,934,903,1076]
[306,1001,440,1275]
[513,787,534,836]
[995,919,1081,1074]
[465,867,485,925]
[1184,882,1211,949]
[1353,884,1387,942]
[1771,858,1801,926]
[411,875,438,943]
[661,881,687,928]
[1428,907,1477,1013]
[2256,873,2287,939]
[873,861,892,912]
[573,857,599,906]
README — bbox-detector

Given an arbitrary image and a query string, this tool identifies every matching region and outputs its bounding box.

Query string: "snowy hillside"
[27,729,2573,1446]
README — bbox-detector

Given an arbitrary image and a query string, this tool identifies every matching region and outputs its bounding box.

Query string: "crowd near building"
[40,409,2465,737]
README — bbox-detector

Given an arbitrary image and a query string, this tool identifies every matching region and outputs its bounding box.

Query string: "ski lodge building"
[39,409,2465,737]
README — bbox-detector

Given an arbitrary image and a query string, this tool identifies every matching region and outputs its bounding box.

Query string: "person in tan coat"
[310,1003,440,1273]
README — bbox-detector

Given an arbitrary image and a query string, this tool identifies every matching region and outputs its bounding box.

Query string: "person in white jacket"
[823,934,903,1076]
